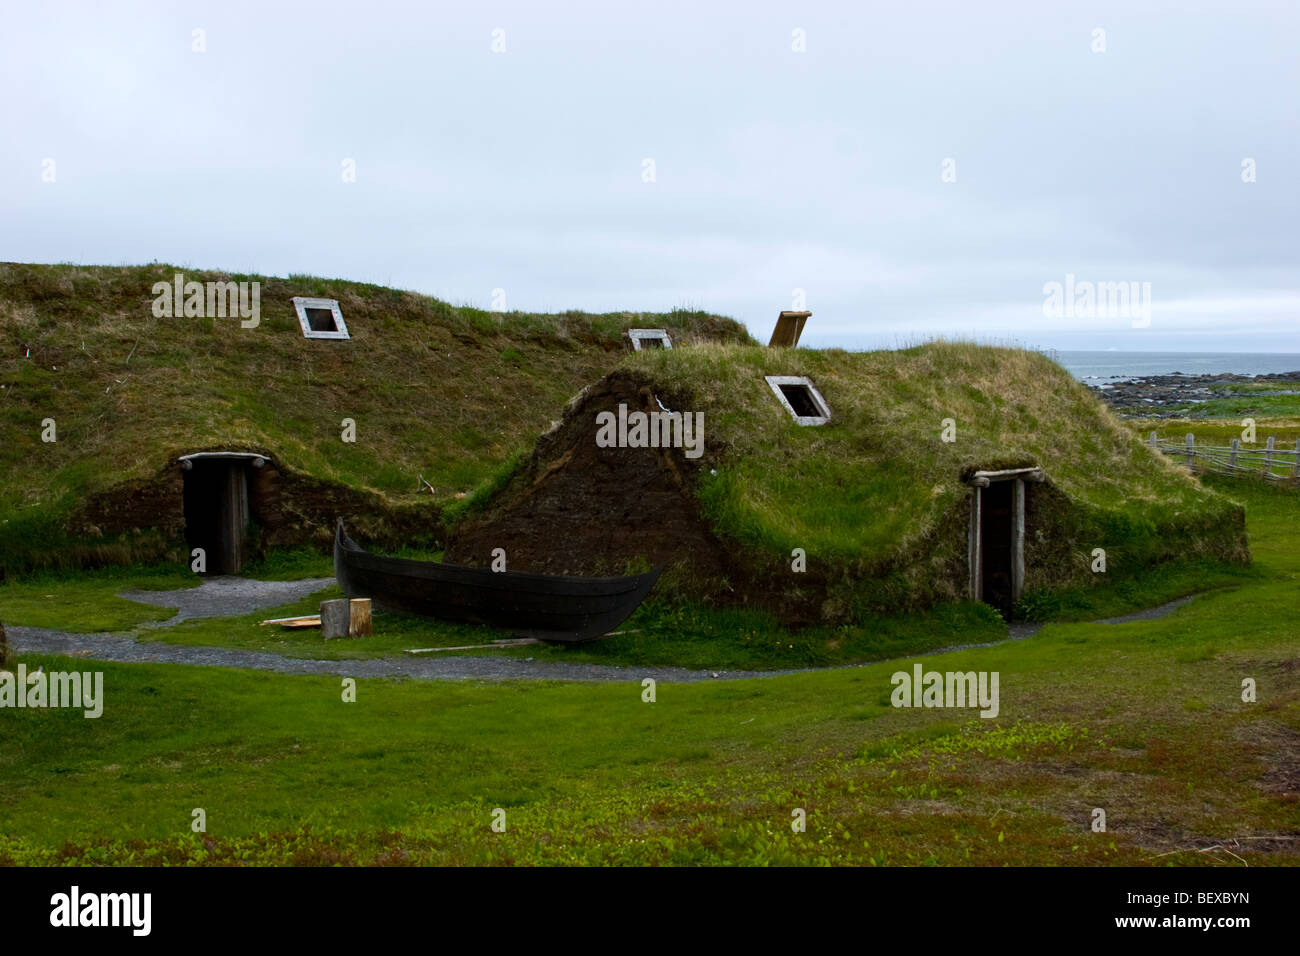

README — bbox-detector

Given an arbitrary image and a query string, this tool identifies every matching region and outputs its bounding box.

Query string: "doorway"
[968,470,1038,616]
[979,480,1014,613]
[181,453,265,574]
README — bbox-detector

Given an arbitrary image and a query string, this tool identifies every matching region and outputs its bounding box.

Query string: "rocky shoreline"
[1085,370,1300,418]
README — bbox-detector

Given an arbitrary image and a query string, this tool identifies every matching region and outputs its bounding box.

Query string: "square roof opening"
[629,328,672,350]
[292,297,350,340]
[305,307,336,332]
[765,375,831,425]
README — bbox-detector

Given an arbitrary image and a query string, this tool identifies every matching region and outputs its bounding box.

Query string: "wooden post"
[1149,431,1158,449]
[1263,436,1275,478]
[968,486,982,601]
[1294,438,1300,481]
[321,599,350,639]
[1229,438,1239,472]
[349,598,373,637]
[1185,433,1195,469]
[1011,479,1026,604]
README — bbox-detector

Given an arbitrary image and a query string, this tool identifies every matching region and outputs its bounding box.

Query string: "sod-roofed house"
[0,262,748,575]
[445,343,1248,622]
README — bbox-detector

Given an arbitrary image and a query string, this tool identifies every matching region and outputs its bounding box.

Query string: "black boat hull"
[334,519,661,644]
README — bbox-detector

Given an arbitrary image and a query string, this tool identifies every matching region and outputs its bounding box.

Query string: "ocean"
[1053,351,1300,384]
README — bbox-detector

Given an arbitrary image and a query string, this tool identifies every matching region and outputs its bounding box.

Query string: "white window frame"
[292,296,350,340]
[628,328,672,350]
[765,375,831,425]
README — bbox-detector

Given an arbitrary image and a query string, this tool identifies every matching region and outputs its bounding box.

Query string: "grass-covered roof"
[609,341,1239,568]
[0,262,750,567]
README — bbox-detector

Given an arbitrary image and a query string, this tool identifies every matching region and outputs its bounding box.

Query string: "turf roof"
[610,341,1243,567]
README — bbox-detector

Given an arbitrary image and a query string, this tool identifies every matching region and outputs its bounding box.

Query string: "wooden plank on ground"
[405,638,543,654]
[260,615,321,627]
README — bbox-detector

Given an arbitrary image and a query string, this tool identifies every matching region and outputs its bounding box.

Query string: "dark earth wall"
[446,375,735,581]
[67,454,440,568]
[445,373,914,625]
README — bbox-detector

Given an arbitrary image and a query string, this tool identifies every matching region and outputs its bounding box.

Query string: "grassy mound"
[0,262,749,571]
[457,341,1248,618]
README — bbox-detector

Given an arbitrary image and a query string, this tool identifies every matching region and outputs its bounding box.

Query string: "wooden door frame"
[966,467,1044,605]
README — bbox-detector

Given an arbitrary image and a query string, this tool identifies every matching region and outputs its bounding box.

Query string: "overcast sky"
[2,1,1296,352]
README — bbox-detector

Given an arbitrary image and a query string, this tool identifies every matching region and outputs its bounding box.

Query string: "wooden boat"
[334,519,662,644]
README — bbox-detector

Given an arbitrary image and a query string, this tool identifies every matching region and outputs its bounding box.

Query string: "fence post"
[1229,438,1239,472]
[1294,438,1300,481]
[1263,436,1275,479]
[1149,430,1158,449]
[1185,433,1195,469]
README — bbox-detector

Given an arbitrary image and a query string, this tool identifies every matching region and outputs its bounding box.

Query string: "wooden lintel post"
[1011,479,1026,605]
[968,486,982,601]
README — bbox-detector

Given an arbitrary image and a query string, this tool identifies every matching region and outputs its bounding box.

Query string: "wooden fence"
[1149,432,1300,483]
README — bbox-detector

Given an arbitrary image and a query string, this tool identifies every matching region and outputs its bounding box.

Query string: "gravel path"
[853,593,1200,659]
[4,584,1202,684]
[7,624,795,684]
[119,576,336,624]
[1093,594,1197,624]
[992,594,1198,646]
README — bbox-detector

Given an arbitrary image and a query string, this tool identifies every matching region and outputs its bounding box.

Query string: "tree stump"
[320,599,351,640]
[349,599,373,637]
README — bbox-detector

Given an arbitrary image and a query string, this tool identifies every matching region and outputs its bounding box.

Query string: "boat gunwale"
[335,519,663,595]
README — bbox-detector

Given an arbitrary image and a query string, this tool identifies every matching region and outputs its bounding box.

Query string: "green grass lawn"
[135,554,1256,670]
[1,548,1246,670]
[0,476,1295,866]
[0,550,341,633]
[0,565,192,631]
[3,558,1005,669]
[1169,383,1300,420]
[137,591,1008,669]
[1130,419,1299,446]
